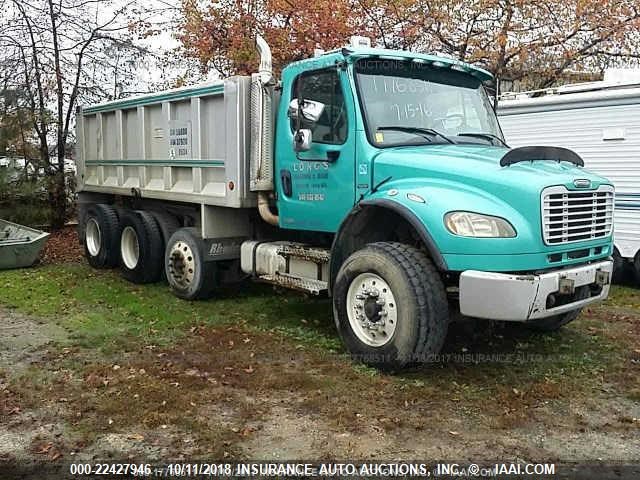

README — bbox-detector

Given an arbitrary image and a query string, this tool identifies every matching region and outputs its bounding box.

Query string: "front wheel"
[333,242,449,370]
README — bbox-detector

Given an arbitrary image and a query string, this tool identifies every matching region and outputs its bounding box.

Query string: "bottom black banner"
[1,460,639,480]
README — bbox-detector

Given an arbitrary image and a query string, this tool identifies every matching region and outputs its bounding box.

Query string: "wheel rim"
[346,272,398,347]
[167,241,195,289]
[85,218,101,257]
[121,226,140,269]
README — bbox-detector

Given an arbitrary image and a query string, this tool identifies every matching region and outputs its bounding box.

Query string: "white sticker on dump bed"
[169,120,192,159]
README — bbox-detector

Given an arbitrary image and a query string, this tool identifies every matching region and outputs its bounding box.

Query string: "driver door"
[275,67,356,232]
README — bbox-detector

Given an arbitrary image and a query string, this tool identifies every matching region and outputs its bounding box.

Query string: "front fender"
[328,197,448,294]
[357,198,447,269]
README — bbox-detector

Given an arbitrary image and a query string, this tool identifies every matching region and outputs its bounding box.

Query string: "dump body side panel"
[76,77,255,209]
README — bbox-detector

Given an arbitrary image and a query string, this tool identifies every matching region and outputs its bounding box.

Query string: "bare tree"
[0,0,160,227]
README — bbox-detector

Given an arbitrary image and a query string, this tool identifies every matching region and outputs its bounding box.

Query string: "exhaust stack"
[250,35,278,225]
[256,35,273,85]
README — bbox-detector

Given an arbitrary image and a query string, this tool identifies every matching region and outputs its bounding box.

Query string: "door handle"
[280,169,292,197]
[326,150,340,162]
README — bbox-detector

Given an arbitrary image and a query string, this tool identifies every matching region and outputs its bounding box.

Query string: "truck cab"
[77,36,614,370]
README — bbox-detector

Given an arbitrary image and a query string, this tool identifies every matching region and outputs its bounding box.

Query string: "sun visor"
[500,146,584,167]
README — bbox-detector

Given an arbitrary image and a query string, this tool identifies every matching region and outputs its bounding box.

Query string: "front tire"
[612,247,627,284]
[333,242,449,370]
[631,249,640,285]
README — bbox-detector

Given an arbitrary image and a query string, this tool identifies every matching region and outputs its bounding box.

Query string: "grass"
[603,282,640,309]
[0,264,339,353]
[0,263,634,395]
[0,261,638,458]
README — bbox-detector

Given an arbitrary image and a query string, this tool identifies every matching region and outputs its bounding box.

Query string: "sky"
[96,0,220,95]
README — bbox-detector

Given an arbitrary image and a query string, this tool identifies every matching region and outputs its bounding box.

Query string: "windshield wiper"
[377,126,456,145]
[458,132,509,147]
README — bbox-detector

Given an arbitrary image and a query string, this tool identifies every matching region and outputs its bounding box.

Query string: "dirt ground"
[0,230,638,474]
[0,305,638,468]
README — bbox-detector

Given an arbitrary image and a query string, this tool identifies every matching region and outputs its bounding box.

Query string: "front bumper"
[459,260,613,321]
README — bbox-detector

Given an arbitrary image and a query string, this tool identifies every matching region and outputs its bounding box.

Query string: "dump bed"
[76,77,255,208]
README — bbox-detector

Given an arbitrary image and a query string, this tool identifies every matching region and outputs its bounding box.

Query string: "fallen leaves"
[33,441,63,461]
[40,226,83,265]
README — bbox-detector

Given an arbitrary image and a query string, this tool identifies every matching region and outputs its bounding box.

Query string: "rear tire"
[83,204,120,268]
[118,210,164,284]
[149,211,181,282]
[149,211,180,246]
[333,242,449,371]
[165,228,217,300]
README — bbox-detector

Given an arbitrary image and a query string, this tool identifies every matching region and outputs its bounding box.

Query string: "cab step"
[240,241,330,295]
[258,273,328,295]
[276,244,330,263]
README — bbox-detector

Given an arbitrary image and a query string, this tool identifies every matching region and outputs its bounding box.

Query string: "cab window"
[291,69,347,145]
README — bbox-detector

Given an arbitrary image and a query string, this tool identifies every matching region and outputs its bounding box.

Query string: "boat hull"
[0,219,50,269]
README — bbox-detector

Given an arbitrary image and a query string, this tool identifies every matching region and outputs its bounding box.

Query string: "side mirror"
[288,98,325,124]
[293,129,312,152]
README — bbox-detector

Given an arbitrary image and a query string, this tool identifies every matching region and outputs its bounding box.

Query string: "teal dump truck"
[76,36,614,369]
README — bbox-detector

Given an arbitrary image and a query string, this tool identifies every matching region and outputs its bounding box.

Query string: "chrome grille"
[542,185,614,245]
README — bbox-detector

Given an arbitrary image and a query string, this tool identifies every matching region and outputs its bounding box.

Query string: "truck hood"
[371,144,610,194]
[364,144,613,264]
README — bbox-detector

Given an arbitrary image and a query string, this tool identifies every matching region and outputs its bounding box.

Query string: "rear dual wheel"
[118,211,164,284]
[83,205,216,298]
[83,204,120,268]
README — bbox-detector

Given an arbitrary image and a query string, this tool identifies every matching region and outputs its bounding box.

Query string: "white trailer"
[498,71,640,280]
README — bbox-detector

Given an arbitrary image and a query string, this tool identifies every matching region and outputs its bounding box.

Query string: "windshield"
[354,59,504,147]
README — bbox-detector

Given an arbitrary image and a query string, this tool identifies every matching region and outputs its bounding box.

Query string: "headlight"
[444,211,516,238]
